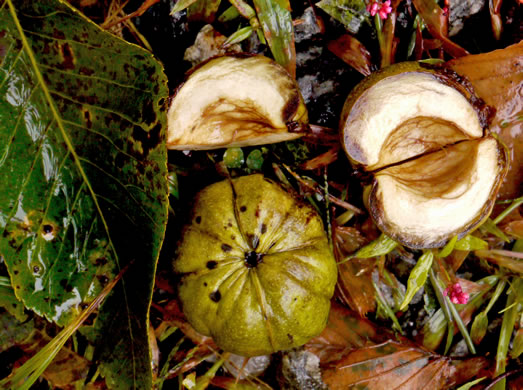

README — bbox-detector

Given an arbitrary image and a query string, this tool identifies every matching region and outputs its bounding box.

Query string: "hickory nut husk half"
[167,55,308,150]
[340,62,508,249]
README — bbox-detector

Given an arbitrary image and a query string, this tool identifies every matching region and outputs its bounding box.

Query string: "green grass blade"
[493,277,522,390]
[0,268,125,389]
[253,0,296,78]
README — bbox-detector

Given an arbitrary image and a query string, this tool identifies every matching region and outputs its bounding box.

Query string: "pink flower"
[367,1,393,20]
[443,283,470,304]
[367,2,379,16]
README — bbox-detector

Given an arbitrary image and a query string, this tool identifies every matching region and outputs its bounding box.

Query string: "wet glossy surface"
[0,2,168,386]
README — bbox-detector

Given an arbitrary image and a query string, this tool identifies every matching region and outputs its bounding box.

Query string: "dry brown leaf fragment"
[448,41,523,199]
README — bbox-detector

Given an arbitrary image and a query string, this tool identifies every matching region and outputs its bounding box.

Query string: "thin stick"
[283,164,364,214]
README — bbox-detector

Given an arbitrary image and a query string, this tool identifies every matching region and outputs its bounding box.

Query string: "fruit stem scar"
[245,251,263,268]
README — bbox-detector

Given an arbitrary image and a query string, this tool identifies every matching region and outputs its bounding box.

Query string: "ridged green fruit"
[173,174,337,356]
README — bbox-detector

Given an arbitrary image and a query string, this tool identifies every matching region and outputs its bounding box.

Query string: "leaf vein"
[38,63,155,93]
[77,157,157,227]
[48,88,146,128]
[61,119,141,163]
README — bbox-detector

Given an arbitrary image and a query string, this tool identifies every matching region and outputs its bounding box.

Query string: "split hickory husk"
[167,55,308,150]
[340,62,508,249]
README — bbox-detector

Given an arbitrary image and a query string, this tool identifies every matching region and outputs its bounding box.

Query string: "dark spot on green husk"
[210,290,221,302]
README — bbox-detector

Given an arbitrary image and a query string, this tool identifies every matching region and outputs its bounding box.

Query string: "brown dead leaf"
[327,34,373,76]
[333,226,376,316]
[154,299,216,348]
[308,301,492,389]
[503,221,523,239]
[300,147,339,170]
[474,249,523,274]
[380,0,402,67]
[447,41,523,199]
[336,257,376,317]
[306,302,379,364]
[445,250,470,272]
[322,340,451,390]
[489,0,503,40]
[447,357,493,389]
[187,0,221,23]
[322,339,490,390]
[334,226,367,256]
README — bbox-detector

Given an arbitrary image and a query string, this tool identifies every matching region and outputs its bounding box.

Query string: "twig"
[103,0,160,29]
[484,368,523,390]
[283,164,364,214]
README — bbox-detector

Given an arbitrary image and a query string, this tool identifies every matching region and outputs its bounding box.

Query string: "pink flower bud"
[444,283,469,305]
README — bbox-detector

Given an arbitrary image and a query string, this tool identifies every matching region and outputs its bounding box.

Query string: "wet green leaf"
[0,278,27,321]
[511,328,523,359]
[470,312,488,345]
[223,147,244,168]
[224,26,254,47]
[0,0,168,388]
[218,6,241,23]
[480,219,511,243]
[454,235,489,251]
[439,235,458,257]
[352,233,397,259]
[494,277,522,390]
[168,172,179,199]
[1,269,123,390]
[399,251,433,311]
[316,0,367,34]
[246,149,264,170]
[171,0,199,15]
[253,0,296,78]
[471,279,507,345]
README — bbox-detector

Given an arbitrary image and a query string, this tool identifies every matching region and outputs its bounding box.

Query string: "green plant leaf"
[253,0,296,78]
[494,277,522,390]
[438,235,458,257]
[0,0,169,388]
[351,233,397,259]
[399,251,433,311]
[454,235,489,251]
[223,26,254,47]
[0,277,27,321]
[170,0,199,15]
